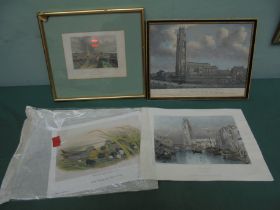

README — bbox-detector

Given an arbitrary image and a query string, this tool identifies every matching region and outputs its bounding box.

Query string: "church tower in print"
[182,118,193,146]
[175,27,187,76]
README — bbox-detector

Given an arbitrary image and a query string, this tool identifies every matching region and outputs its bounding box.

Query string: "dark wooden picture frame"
[146,19,257,99]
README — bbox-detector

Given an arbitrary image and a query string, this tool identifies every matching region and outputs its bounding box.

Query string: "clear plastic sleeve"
[0,106,158,204]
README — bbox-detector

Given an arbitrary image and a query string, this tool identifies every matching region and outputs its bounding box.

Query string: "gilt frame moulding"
[272,22,280,44]
[37,8,146,101]
[146,19,257,99]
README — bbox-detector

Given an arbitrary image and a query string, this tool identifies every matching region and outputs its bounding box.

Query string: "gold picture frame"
[272,23,280,44]
[37,8,146,101]
[146,19,257,99]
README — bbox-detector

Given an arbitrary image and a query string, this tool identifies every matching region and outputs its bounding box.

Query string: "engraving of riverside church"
[150,24,252,90]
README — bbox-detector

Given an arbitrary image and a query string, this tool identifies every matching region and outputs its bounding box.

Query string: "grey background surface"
[0,0,280,86]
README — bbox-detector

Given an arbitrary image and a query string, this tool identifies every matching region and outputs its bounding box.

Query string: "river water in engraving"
[158,151,243,164]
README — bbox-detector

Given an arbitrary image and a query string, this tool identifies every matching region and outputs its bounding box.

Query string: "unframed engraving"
[141,108,273,181]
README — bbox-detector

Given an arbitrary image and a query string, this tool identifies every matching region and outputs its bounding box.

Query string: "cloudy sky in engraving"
[155,115,235,131]
[149,23,253,73]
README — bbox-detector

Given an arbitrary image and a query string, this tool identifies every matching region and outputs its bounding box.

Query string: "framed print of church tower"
[146,20,257,99]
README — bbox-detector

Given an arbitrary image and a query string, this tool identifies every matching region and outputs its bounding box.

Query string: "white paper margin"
[150,88,245,98]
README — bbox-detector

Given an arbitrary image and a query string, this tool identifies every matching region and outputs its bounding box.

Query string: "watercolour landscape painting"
[62,31,127,80]
[70,34,119,69]
[56,125,140,182]
[48,113,141,190]
[148,20,256,98]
